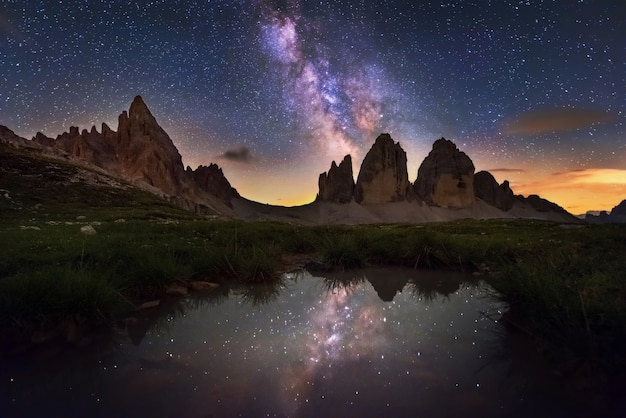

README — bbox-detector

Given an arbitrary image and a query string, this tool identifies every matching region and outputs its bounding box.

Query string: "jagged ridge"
[316,133,579,222]
[29,96,238,214]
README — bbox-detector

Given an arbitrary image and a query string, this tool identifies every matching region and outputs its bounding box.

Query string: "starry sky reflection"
[2,267,596,417]
[135,269,509,416]
[1,1,625,212]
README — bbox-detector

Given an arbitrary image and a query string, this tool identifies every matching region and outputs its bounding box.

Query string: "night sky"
[1,1,625,212]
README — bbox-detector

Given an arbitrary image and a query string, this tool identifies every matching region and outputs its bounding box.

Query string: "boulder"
[189,281,220,291]
[474,170,514,211]
[317,155,355,203]
[137,300,160,310]
[414,138,475,208]
[354,134,410,204]
[164,284,188,297]
[80,225,97,235]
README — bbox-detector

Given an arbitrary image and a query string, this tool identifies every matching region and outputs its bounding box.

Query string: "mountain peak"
[128,95,155,121]
[355,133,410,204]
[414,137,475,208]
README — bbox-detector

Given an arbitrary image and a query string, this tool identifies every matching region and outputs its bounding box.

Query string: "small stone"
[165,284,188,297]
[137,300,160,310]
[19,225,40,230]
[76,215,86,220]
[114,218,126,223]
[80,225,96,235]
[189,281,220,291]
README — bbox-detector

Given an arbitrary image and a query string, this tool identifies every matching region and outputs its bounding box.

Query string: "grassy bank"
[2,209,626,390]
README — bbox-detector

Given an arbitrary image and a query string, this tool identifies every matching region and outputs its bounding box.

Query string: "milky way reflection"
[1,267,593,417]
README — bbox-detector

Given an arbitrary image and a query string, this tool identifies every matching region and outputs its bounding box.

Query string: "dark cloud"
[488,168,526,174]
[503,108,614,135]
[551,168,586,176]
[220,146,253,163]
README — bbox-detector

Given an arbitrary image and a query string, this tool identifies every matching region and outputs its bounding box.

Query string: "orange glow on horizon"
[506,168,626,214]
[233,168,626,213]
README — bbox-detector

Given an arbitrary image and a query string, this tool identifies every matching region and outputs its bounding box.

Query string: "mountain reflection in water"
[1,267,599,418]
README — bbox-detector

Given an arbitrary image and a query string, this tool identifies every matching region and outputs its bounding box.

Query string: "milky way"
[1,1,624,211]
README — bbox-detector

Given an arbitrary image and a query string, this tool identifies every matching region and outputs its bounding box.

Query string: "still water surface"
[1,267,596,417]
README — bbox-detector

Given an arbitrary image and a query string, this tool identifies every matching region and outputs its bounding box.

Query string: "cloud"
[219,146,252,163]
[487,168,526,174]
[503,108,614,135]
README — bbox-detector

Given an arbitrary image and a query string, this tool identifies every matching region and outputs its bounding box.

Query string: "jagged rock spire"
[414,138,475,208]
[354,133,410,204]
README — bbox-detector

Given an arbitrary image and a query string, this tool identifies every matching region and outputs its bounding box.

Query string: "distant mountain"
[314,133,580,224]
[585,200,626,223]
[1,97,582,224]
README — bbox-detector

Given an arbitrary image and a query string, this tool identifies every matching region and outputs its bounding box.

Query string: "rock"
[474,171,514,211]
[354,134,410,204]
[20,225,41,230]
[317,155,355,203]
[164,284,188,297]
[191,163,240,205]
[414,138,475,208]
[189,281,220,291]
[80,225,97,235]
[76,215,86,220]
[114,218,126,223]
[137,300,160,310]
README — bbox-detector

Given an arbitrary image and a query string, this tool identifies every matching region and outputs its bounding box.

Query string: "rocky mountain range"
[316,133,580,223]
[4,96,238,215]
[0,96,590,224]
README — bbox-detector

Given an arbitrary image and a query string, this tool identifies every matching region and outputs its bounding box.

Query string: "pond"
[0,267,599,417]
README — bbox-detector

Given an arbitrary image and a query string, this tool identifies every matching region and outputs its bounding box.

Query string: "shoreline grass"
[1,212,626,393]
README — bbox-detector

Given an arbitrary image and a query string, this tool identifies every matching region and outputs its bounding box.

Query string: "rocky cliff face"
[191,164,240,204]
[354,134,410,204]
[414,138,475,208]
[474,170,514,211]
[317,155,355,203]
[30,96,237,211]
[114,96,187,196]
